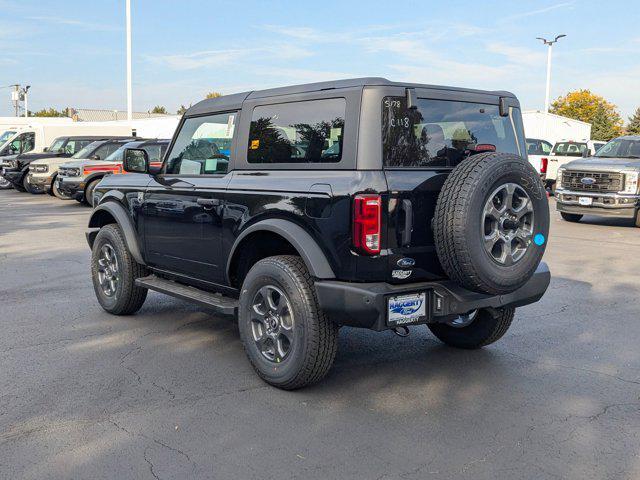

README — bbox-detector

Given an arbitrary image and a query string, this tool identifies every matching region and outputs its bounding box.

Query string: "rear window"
[248,98,345,164]
[552,142,587,156]
[382,97,521,168]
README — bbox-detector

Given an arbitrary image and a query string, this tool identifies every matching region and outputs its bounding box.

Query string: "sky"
[1,0,639,119]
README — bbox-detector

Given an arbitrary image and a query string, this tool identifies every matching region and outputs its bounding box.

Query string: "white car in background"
[526,137,553,179]
[546,139,606,193]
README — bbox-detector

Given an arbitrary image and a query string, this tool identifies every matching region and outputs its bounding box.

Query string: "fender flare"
[226,219,336,281]
[87,200,145,265]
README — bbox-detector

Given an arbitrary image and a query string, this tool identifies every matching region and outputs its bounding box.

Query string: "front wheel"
[560,212,583,223]
[238,255,339,390]
[23,175,41,194]
[84,178,100,207]
[91,224,148,315]
[0,176,12,190]
[52,175,71,199]
[428,307,515,349]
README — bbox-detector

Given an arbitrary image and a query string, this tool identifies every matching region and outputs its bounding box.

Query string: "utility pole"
[11,84,20,116]
[22,86,30,117]
[126,0,133,122]
[536,35,566,113]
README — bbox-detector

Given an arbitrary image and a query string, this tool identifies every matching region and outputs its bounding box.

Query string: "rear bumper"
[315,262,551,331]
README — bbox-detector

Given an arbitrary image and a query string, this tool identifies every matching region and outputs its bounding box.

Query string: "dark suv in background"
[86,78,550,389]
[1,136,128,193]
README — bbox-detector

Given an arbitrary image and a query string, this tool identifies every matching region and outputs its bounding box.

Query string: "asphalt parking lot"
[1,189,639,480]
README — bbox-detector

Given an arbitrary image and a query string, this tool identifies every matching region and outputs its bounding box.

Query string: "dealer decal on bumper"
[388,293,427,326]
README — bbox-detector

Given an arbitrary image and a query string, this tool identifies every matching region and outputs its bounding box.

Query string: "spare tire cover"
[433,152,549,295]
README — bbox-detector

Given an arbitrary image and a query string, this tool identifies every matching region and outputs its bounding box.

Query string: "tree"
[32,107,70,117]
[176,104,190,115]
[627,108,640,135]
[150,105,167,114]
[550,89,623,139]
[591,104,620,141]
[205,91,222,99]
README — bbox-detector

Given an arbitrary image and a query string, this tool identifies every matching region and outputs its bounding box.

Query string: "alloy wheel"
[97,244,119,297]
[250,285,295,363]
[482,183,535,265]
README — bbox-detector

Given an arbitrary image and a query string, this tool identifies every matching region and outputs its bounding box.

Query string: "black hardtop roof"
[186,77,517,116]
[61,135,135,141]
[122,138,171,148]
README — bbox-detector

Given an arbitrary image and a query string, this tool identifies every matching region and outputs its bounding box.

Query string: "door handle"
[197,198,221,209]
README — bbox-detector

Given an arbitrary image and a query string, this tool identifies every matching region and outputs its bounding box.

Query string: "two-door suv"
[87,78,551,389]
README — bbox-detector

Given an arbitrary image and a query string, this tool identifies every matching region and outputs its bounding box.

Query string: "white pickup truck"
[546,140,606,192]
[526,137,554,178]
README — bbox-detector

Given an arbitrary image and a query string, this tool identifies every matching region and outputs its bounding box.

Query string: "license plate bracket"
[578,196,593,206]
[387,292,430,327]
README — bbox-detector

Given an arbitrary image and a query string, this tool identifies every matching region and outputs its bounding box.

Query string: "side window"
[142,145,163,162]
[19,133,35,153]
[247,98,345,164]
[165,112,236,175]
[541,141,552,155]
[92,144,113,160]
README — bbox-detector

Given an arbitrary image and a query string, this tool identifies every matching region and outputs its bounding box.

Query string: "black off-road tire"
[433,152,549,295]
[635,210,640,228]
[91,224,148,315]
[23,174,41,194]
[238,255,339,390]
[428,307,515,349]
[560,212,583,223]
[0,176,12,190]
[84,178,100,207]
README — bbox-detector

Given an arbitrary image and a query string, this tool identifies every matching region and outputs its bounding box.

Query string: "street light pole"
[126,0,133,122]
[536,35,566,113]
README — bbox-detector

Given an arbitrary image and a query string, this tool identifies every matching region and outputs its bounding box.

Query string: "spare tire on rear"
[433,152,549,295]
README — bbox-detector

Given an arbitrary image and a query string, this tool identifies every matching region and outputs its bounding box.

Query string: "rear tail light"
[353,194,381,255]
[474,143,496,152]
[540,157,548,174]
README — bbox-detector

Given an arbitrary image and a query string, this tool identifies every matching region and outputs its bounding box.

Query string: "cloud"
[504,2,574,20]
[27,15,120,32]
[146,44,311,71]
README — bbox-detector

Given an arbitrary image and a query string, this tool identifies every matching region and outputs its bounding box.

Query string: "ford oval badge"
[580,177,596,185]
[397,257,415,268]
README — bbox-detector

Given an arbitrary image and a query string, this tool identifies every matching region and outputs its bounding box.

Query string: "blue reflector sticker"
[534,234,545,246]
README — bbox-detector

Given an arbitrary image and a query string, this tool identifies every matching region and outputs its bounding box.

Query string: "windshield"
[382,97,522,167]
[0,130,16,144]
[552,142,587,156]
[71,141,100,159]
[49,138,66,152]
[595,138,640,158]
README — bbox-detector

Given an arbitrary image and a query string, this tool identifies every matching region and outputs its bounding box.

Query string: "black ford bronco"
[86,78,550,389]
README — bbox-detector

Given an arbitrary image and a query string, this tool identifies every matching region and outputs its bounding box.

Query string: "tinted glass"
[93,143,120,160]
[526,139,542,155]
[595,138,640,158]
[165,113,236,175]
[382,97,520,168]
[65,139,93,154]
[72,141,102,159]
[0,131,16,143]
[541,140,553,154]
[49,138,65,152]
[248,98,345,164]
[552,142,587,156]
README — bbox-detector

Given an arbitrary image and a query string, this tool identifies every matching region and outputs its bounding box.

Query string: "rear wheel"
[91,224,148,315]
[560,212,583,223]
[238,255,339,390]
[428,307,515,349]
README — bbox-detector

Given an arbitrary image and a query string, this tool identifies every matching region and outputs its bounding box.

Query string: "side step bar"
[135,275,238,316]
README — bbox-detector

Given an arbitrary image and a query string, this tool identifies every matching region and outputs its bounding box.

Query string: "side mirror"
[123,148,149,173]
[91,155,101,160]
[43,147,49,152]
